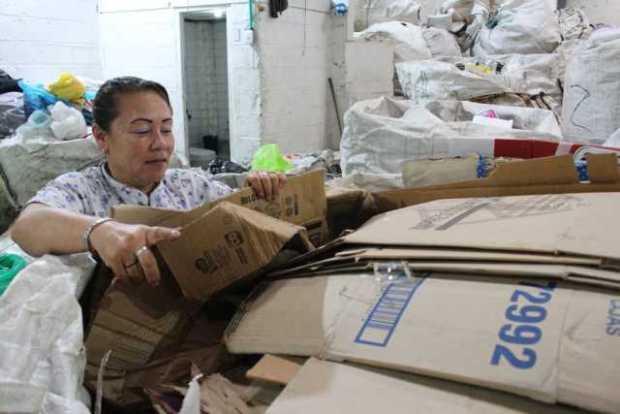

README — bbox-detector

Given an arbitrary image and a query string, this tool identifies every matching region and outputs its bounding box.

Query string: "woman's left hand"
[245,172,287,200]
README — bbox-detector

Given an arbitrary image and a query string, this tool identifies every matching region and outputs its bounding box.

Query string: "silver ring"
[135,246,150,257]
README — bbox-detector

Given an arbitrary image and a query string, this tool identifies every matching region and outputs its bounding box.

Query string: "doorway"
[181,9,230,166]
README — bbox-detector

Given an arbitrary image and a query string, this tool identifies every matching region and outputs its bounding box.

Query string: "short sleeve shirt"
[28,163,234,217]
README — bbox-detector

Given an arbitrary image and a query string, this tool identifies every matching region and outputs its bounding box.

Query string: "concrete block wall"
[255,0,333,154]
[0,0,102,84]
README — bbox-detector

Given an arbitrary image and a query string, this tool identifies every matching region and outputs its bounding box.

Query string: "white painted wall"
[565,0,620,26]
[0,0,102,84]
[98,0,256,160]
[256,0,333,154]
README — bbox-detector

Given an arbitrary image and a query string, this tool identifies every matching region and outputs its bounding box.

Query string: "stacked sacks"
[561,28,620,143]
[473,0,561,57]
[339,96,563,188]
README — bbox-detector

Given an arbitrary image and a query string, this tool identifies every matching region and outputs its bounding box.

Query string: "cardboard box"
[266,358,581,414]
[369,154,620,214]
[325,186,368,239]
[346,192,620,263]
[113,170,328,247]
[156,202,313,300]
[268,257,620,292]
[85,198,314,406]
[84,272,200,407]
[225,273,620,413]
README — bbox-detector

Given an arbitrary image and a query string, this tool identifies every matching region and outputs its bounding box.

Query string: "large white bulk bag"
[562,29,620,143]
[473,0,561,57]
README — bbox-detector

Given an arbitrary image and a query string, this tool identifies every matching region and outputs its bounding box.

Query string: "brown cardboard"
[113,170,328,246]
[157,201,313,301]
[225,273,620,413]
[269,260,620,292]
[84,272,201,407]
[268,247,602,279]
[346,192,620,262]
[85,193,315,406]
[336,247,601,265]
[369,154,620,214]
[266,358,582,414]
[325,186,367,239]
[246,355,304,385]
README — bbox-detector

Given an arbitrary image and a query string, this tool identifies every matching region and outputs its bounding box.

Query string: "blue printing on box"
[355,276,427,347]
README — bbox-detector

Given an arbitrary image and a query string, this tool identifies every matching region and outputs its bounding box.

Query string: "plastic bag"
[439,0,474,22]
[605,129,620,148]
[0,254,27,296]
[562,29,620,143]
[250,144,293,173]
[359,21,431,63]
[340,97,563,188]
[473,0,561,57]
[354,0,421,31]
[397,53,563,105]
[0,92,26,139]
[0,254,95,414]
[48,73,86,102]
[15,110,54,140]
[17,80,58,117]
[49,101,87,140]
[422,27,462,57]
[331,0,348,16]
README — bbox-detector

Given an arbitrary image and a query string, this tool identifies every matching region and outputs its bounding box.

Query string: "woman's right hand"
[88,220,181,287]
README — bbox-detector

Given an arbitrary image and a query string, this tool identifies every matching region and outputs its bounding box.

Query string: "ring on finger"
[135,245,150,257]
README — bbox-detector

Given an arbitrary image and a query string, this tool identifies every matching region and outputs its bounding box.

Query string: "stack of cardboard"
[82,156,620,412]
[83,172,327,408]
[222,155,620,413]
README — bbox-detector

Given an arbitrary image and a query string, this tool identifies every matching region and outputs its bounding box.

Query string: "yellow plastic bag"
[48,72,86,102]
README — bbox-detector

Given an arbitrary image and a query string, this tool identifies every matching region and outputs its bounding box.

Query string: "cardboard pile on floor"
[83,172,324,408]
[224,171,620,413]
[83,157,620,412]
[266,357,585,414]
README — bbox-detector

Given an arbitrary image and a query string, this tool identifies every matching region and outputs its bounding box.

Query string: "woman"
[11,76,285,287]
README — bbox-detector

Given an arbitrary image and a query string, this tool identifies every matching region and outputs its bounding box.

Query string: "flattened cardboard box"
[346,192,620,263]
[369,154,620,214]
[113,170,328,246]
[267,358,582,414]
[268,244,620,292]
[226,274,620,414]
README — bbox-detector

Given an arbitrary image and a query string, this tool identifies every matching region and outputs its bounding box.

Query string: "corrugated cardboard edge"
[369,154,620,213]
[246,355,304,385]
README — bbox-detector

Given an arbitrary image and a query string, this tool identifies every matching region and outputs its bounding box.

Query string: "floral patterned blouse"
[28,163,234,217]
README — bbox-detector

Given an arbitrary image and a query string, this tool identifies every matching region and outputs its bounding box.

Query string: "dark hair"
[93,76,172,132]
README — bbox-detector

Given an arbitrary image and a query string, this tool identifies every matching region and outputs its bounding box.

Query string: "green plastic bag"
[250,144,293,173]
[0,254,27,296]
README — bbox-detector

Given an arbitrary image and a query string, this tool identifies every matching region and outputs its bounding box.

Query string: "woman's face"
[95,91,175,193]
